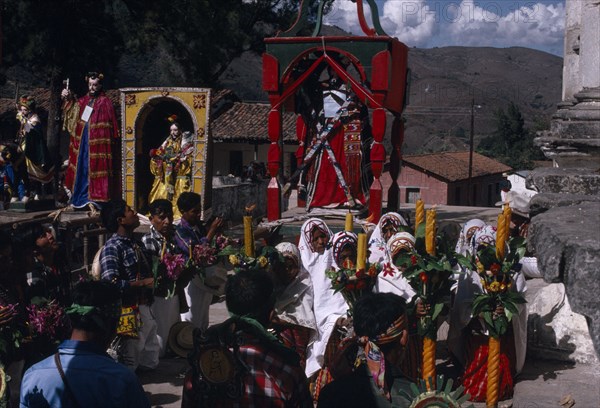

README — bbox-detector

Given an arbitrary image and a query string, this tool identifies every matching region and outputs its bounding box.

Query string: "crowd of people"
[0,70,543,406]
[0,186,541,407]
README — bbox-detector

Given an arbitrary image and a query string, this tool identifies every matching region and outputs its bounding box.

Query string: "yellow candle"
[496,213,506,260]
[243,215,254,257]
[345,212,353,232]
[503,205,512,234]
[425,209,436,256]
[415,199,425,230]
[357,233,367,270]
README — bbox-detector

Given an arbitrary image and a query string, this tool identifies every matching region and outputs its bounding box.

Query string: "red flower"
[342,259,355,269]
[383,263,395,277]
[356,280,367,290]
[367,265,378,277]
[490,263,501,275]
[419,272,428,283]
[411,255,418,265]
[355,269,365,279]
[345,282,356,291]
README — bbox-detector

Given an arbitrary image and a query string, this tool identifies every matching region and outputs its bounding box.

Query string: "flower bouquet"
[26,298,70,342]
[325,262,381,315]
[394,206,470,388]
[471,236,527,338]
[187,235,237,274]
[221,244,281,274]
[0,303,23,357]
[471,212,527,407]
[152,249,186,298]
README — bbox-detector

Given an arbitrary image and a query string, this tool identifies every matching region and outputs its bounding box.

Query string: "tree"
[2,0,124,173]
[1,0,333,156]
[478,102,544,169]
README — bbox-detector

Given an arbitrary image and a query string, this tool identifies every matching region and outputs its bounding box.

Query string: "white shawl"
[299,218,348,377]
[368,212,409,265]
[273,242,317,332]
[375,232,417,302]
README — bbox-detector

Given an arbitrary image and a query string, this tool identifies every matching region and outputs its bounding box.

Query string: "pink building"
[382,151,512,207]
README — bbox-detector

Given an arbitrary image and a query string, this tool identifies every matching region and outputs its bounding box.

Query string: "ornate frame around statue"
[262,0,410,222]
[119,87,213,217]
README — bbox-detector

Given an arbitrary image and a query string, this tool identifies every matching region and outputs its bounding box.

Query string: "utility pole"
[467,98,475,206]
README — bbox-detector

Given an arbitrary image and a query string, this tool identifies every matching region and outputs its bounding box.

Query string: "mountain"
[1,40,562,156]
[218,45,562,155]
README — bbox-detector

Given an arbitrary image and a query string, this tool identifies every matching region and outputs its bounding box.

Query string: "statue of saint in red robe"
[62,73,119,207]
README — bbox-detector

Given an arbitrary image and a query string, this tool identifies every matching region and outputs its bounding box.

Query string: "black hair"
[148,199,173,217]
[68,280,121,334]
[177,192,201,213]
[0,230,12,251]
[353,292,407,340]
[100,199,127,233]
[225,269,274,324]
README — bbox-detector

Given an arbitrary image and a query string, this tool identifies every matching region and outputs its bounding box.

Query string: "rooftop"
[402,151,512,182]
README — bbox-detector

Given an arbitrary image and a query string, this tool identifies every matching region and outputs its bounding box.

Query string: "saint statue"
[148,115,193,218]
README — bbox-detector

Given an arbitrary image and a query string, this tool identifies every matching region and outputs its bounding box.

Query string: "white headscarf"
[273,242,317,333]
[331,230,358,269]
[368,212,409,265]
[298,218,347,377]
[376,232,416,302]
[455,219,486,256]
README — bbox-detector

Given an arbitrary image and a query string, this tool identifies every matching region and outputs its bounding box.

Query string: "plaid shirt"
[221,336,312,407]
[100,234,151,291]
[174,218,207,262]
[142,226,177,258]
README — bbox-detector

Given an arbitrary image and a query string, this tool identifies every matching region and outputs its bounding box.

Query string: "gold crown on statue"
[18,95,35,110]
[85,72,104,81]
[167,114,178,123]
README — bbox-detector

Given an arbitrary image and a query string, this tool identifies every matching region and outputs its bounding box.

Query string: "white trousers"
[180,279,212,331]
[151,295,181,357]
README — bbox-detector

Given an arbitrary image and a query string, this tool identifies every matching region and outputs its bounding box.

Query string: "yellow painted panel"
[126,191,134,206]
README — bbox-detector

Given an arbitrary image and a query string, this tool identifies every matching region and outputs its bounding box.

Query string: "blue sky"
[324,0,565,56]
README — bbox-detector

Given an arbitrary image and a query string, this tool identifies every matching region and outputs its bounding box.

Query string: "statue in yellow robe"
[148,120,193,218]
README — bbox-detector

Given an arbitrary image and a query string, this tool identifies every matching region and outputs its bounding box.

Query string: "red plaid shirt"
[216,335,312,407]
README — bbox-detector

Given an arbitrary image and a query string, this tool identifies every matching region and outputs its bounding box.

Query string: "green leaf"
[503,300,519,315]
[483,311,494,329]
[505,307,513,322]
[432,302,444,320]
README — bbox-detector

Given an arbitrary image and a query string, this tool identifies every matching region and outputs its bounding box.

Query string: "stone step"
[529,167,600,195]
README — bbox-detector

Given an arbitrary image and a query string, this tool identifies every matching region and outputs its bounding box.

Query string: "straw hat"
[168,321,195,358]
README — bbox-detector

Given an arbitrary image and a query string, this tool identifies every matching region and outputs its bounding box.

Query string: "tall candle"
[243,215,254,257]
[415,199,425,230]
[357,233,367,271]
[425,209,436,256]
[496,213,506,260]
[345,212,353,232]
[503,205,512,235]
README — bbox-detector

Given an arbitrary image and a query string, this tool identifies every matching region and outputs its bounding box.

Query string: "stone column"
[535,0,600,168]
[578,0,600,92]
[561,0,581,104]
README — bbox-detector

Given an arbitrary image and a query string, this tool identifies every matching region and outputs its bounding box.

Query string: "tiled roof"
[211,102,297,143]
[402,151,512,182]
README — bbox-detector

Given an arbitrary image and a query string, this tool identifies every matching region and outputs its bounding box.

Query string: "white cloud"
[323,0,565,55]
